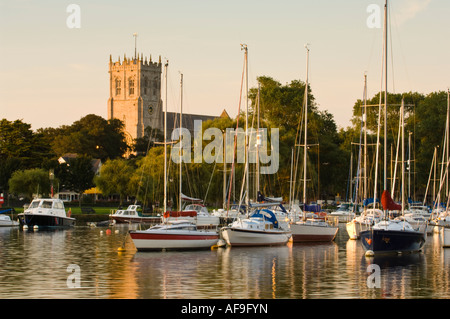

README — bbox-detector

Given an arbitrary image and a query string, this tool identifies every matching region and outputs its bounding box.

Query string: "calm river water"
[1,223,450,299]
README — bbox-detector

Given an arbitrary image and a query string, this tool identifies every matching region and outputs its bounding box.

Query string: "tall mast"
[241,44,249,209]
[256,82,261,197]
[383,0,388,192]
[364,74,368,209]
[163,60,168,213]
[179,73,183,211]
[303,44,310,205]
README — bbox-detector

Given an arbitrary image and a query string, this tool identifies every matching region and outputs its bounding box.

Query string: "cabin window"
[42,201,53,208]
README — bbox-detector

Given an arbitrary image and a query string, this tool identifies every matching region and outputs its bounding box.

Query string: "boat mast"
[363,74,368,211]
[241,44,249,210]
[179,73,183,211]
[303,44,310,205]
[164,60,168,213]
[256,82,261,197]
[384,0,388,193]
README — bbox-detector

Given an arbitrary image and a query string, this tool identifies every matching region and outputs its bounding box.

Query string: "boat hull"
[129,231,219,251]
[221,227,291,246]
[346,220,372,240]
[18,213,75,228]
[110,216,161,224]
[360,229,426,254]
[290,223,338,242]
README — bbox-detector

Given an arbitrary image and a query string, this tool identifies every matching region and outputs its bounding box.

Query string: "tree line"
[1,76,448,209]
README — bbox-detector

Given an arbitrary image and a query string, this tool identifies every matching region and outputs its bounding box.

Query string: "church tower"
[107,54,163,146]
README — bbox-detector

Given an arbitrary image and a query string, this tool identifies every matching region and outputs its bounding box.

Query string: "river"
[1,223,450,299]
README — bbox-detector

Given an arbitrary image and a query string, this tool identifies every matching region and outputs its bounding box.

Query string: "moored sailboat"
[288,45,338,242]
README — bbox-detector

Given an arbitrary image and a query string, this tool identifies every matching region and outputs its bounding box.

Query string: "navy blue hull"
[18,214,75,228]
[360,229,425,254]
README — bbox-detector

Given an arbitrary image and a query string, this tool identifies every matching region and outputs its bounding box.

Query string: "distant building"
[107,53,229,145]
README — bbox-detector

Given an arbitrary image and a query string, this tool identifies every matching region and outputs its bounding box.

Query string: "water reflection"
[1,224,450,298]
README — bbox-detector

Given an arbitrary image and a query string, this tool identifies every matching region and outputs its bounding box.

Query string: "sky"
[0,0,448,131]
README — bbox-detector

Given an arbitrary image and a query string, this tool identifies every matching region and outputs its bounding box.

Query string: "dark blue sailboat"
[360,193,426,256]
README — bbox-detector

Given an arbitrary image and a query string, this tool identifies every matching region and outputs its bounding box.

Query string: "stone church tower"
[107,54,163,145]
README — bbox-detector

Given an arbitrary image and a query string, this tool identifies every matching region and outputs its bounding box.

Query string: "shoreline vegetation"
[1,76,449,208]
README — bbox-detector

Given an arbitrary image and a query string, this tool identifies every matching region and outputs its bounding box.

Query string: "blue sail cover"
[251,209,279,228]
[363,198,380,207]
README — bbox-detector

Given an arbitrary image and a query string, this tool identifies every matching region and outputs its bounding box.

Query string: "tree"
[49,114,129,160]
[0,119,55,194]
[8,168,55,200]
[58,155,96,205]
[94,158,134,205]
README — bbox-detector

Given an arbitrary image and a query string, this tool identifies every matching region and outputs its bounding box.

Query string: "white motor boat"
[0,213,19,227]
[109,205,161,224]
[18,198,75,229]
[129,220,219,251]
[221,208,291,247]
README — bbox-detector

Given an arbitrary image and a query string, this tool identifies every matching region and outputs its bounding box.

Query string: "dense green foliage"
[1,82,448,207]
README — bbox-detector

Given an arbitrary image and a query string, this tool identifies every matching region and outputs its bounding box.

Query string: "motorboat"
[0,209,19,227]
[163,203,220,230]
[109,205,161,224]
[220,208,291,247]
[129,220,219,251]
[18,198,75,229]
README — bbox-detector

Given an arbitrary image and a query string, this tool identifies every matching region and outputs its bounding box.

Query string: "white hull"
[346,219,371,240]
[290,222,338,242]
[0,216,19,227]
[443,227,450,248]
[130,228,219,251]
[221,227,291,246]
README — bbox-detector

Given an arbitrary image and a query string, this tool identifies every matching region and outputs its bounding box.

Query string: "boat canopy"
[181,193,202,203]
[251,209,279,228]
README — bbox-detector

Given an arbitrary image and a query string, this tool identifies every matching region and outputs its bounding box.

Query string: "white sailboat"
[288,45,338,243]
[130,68,219,251]
[220,44,292,247]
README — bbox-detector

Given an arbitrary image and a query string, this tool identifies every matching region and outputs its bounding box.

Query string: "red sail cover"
[381,190,401,211]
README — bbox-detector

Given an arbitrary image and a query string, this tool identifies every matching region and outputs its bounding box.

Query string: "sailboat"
[130,69,219,251]
[346,74,385,239]
[288,45,338,242]
[220,44,292,247]
[360,14,426,256]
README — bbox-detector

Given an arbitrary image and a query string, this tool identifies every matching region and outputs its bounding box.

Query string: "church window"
[129,78,135,95]
[115,79,121,95]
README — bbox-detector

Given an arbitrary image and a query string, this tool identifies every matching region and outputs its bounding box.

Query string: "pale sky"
[0,0,448,131]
